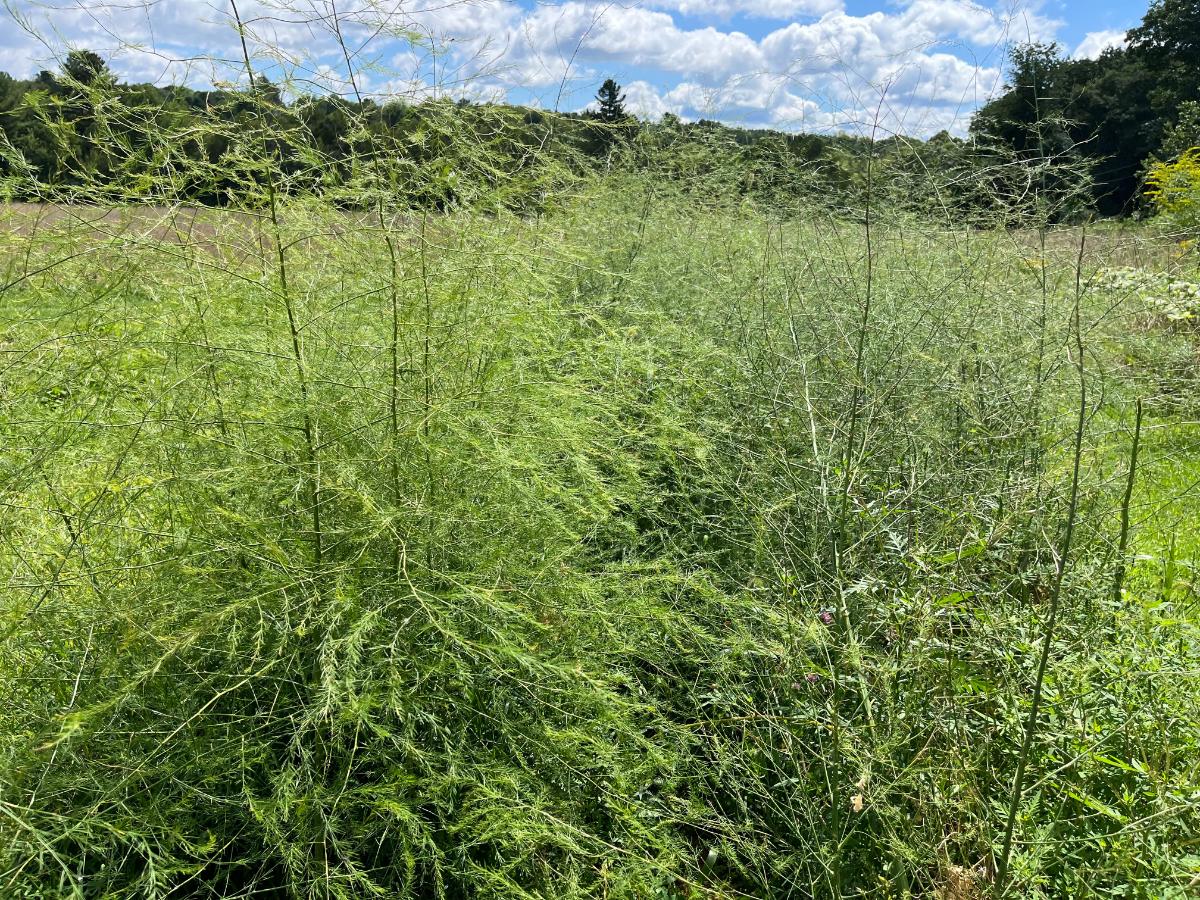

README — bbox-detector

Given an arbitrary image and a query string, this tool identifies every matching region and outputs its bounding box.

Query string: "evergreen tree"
[61,49,109,87]
[595,78,627,124]
[584,78,633,156]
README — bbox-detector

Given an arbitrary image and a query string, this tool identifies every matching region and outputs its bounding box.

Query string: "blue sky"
[0,0,1149,136]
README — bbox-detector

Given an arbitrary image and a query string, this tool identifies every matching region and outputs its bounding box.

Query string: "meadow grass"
[1,184,1199,898]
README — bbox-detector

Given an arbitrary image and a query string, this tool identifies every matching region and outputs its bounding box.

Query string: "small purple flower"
[818,609,835,626]
[805,672,820,684]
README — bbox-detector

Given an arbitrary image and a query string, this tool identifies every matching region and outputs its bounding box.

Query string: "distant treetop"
[595,78,627,124]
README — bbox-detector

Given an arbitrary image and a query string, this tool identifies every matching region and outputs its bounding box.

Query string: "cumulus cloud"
[505,2,764,84]
[1074,28,1127,59]
[619,78,675,118]
[663,75,782,116]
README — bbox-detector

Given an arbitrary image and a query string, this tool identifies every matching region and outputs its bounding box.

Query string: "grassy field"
[2,187,1199,898]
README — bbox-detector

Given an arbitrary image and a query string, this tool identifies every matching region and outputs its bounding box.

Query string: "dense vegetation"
[2,3,1200,899]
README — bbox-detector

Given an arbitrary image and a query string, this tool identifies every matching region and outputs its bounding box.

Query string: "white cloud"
[507,3,765,83]
[620,78,674,118]
[877,52,999,104]
[893,0,1006,45]
[1073,28,1126,59]
[758,0,1049,77]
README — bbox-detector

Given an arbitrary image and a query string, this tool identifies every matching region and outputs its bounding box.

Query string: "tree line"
[0,56,1045,223]
[1,0,1198,222]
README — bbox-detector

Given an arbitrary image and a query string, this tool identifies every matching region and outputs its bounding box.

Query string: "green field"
[2,190,1199,898]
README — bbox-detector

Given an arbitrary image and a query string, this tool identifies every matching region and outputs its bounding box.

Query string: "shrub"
[1146,148,1200,234]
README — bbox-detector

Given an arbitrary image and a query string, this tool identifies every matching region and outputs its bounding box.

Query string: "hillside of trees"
[1,0,1198,222]
[0,54,983,218]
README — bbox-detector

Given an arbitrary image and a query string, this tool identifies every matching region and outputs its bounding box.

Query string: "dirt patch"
[0,202,404,271]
